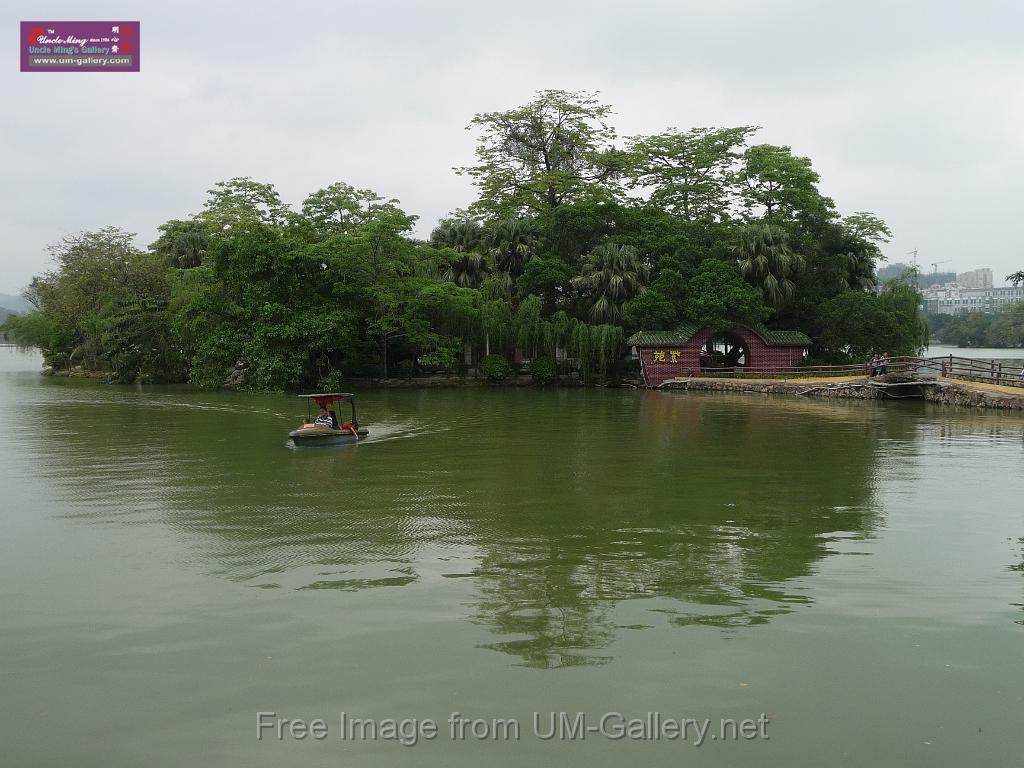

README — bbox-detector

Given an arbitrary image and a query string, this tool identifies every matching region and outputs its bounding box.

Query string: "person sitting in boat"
[314,406,337,429]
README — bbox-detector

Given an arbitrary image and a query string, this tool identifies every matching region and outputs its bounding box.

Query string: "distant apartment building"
[923,282,1024,315]
[956,268,993,290]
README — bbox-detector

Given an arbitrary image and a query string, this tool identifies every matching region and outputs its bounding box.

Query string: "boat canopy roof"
[298,392,355,406]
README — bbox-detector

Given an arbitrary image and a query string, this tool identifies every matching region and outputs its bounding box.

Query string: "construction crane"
[906,249,919,269]
[931,260,952,274]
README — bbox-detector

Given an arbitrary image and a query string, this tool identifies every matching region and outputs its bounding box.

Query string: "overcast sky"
[3,0,1022,294]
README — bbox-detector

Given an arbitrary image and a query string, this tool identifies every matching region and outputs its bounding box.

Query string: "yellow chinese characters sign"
[651,350,681,364]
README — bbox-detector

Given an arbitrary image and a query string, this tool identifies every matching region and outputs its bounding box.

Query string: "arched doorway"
[700,331,749,371]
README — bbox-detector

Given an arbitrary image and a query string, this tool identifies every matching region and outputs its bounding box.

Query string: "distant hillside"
[0,293,31,313]
[0,306,12,324]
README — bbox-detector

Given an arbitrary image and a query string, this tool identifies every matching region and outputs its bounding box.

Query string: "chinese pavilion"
[628,324,813,388]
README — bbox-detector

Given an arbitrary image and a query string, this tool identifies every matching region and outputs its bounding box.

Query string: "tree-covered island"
[4,90,929,389]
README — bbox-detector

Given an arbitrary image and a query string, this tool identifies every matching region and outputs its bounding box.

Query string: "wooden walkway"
[668,355,1024,389]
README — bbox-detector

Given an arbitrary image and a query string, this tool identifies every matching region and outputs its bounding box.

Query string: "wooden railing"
[895,355,1024,388]
[692,355,1024,388]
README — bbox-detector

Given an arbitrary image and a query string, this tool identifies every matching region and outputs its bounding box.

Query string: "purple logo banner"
[21,21,140,72]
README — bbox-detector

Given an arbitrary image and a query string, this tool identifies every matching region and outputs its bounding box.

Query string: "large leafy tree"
[622,288,678,332]
[938,312,991,347]
[326,215,466,379]
[815,278,927,359]
[841,212,892,246]
[26,227,169,370]
[680,259,769,330]
[536,199,627,263]
[832,212,890,292]
[182,223,356,389]
[627,126,756,221]
[301,182,414,236]
[572,242,649,323]
[101,297,186,383]
[732,222,805,309]
[983,302,1024,347]
[200,177,289,232]
[517,257,572,311]
[14,94,934,389]
[740,144,835,222]
[458,90,626,216]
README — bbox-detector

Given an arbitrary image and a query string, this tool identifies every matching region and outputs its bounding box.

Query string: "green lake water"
[1,345,1022,766]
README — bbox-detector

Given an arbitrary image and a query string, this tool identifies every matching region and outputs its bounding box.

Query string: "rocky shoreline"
[33,362,1024,409]
[659,375,1024,410]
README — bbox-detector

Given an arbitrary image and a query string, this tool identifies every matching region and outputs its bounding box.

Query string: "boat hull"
[289,428,368,447]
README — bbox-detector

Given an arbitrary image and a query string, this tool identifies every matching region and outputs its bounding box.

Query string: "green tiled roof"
[627,323,700,347]
[628,324,811,347]
[755,326,813,346]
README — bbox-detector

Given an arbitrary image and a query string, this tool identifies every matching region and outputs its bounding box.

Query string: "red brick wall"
[637,327,807,387]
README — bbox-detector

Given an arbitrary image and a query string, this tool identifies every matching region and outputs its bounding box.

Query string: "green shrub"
[529,355,557,385]
[318,370,346,392]
[479,354,512,382]
[395,359,416,380]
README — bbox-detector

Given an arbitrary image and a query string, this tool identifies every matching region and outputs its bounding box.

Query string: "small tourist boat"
[288,392,369,446]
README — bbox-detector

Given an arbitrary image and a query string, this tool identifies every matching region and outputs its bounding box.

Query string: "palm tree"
[842,249,877,292]
[444,251,488,288]
[431,219,487,288]
[1008,270,1024,286]
[571,242,649,323]
[173,228,209,269]
[430,218,483,253]
[732,222,804,309]
[486,217,538,291]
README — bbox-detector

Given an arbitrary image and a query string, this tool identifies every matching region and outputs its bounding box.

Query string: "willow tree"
[571,242,649,323]
[476,274,514,356]
[570,322,624,384]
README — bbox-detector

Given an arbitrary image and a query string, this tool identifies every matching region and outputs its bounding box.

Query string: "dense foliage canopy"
[933,303,1024,348]
[4,90,929,389]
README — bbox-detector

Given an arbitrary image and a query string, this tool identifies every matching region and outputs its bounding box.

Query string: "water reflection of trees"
[448,393,904,666]
[36,385,928,667]
[1012,538,1024,627]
